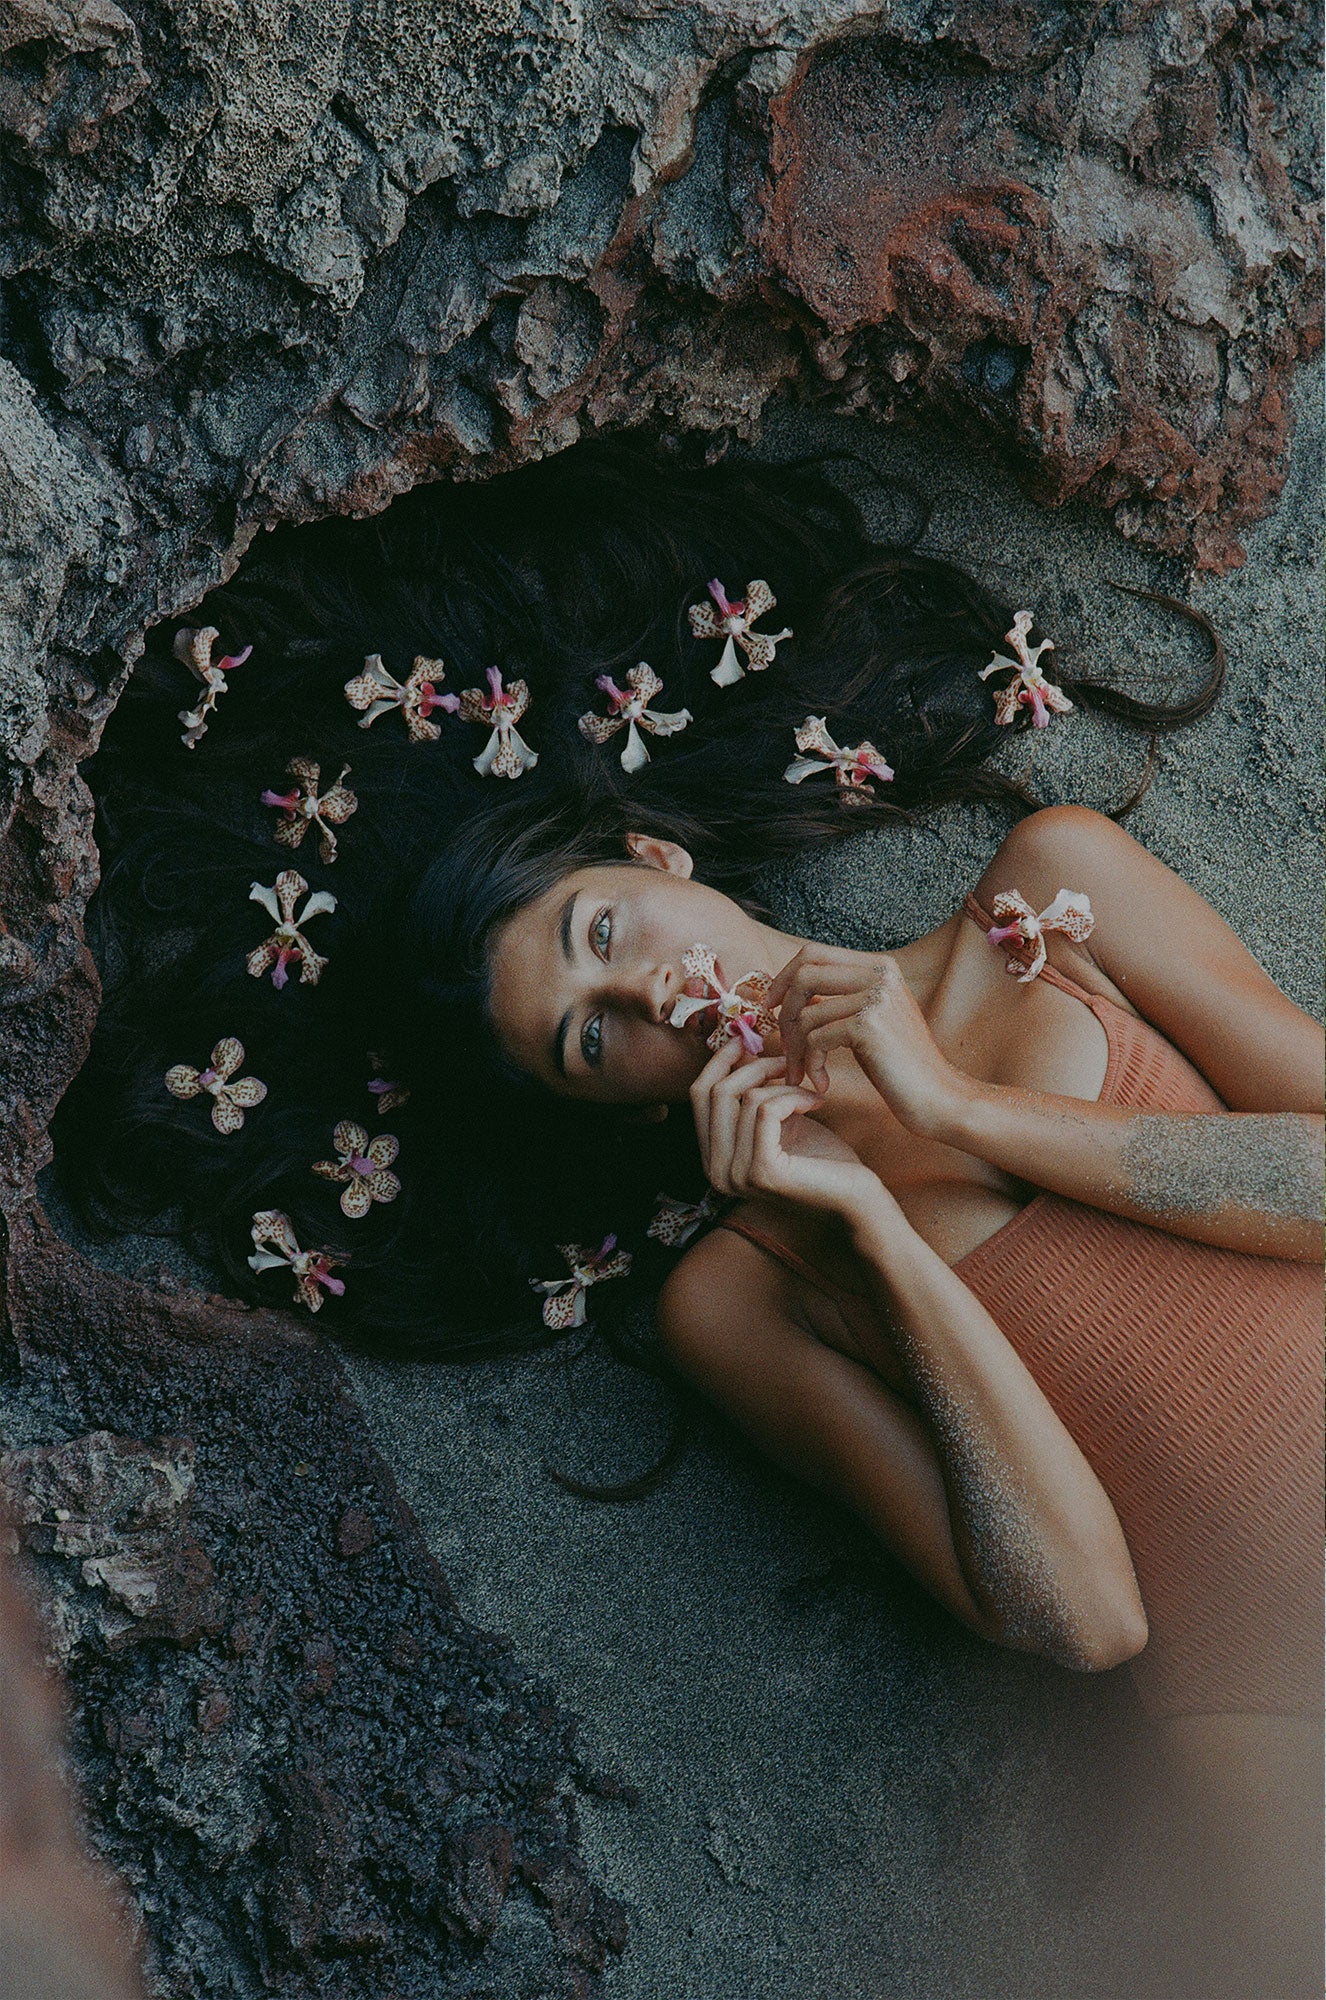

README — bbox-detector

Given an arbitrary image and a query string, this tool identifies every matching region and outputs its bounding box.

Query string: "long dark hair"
[52,438,1222,1366]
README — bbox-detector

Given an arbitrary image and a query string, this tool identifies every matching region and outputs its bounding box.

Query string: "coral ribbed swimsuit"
[720,893,1325,1718]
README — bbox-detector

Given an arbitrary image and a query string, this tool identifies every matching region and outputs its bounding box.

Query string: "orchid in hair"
[783,716,894,805]
[248,1209,347,1312]
[261,757,358,864]
[978,611,1073,728]
[669,945,777,1055]
[578,663,692,773]
[530,1236,633,1330]
[246,869,337,988]
[174,626,252,748]
[647,1190,721,1249]
[687,579,792,686]
[311,1119,401,1219]
[458,667,539,778]
[366,1050,410,1116]
[986,888,1096,983]
[343,654,460,740]
[164,1037,267,1133]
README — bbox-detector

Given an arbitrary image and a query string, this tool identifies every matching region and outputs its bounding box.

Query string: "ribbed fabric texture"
[722,905,1324,1717]
[951,897,1324,1715]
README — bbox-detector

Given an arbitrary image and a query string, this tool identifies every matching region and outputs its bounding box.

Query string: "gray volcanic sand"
[342,369,1324,1999]
[40,365,1322,1999]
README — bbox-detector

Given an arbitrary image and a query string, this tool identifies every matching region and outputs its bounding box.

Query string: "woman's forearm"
[933,1088,1324,1260]
[847,1196,1147,1671]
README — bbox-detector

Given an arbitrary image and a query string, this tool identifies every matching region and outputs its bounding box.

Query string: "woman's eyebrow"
[558,891,577,962]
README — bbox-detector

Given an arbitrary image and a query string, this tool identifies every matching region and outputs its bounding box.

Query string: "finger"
[783,991,863,1087]
[748,1089,827,1194]
[689,1034,746,1174]
[766,947,865,1013]
[732,1081,818,1189]
[774,962,880,1073]
[705,1054,786,1190]
[800,1010,865,1094]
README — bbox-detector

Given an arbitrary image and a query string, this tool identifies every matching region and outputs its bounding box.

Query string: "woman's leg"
[1155,1711,1323,2000]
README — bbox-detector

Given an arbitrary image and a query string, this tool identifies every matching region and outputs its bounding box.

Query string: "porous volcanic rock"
[0,1203,628,1998]
[0,5,1319,1991]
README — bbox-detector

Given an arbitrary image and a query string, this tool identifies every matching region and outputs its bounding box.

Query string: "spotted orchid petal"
[688,579,792,687]
[529,1234,633,1329]
[986,887,1095,983]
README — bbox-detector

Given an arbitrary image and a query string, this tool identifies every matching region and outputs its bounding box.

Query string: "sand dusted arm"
[677,1045,1149,1671]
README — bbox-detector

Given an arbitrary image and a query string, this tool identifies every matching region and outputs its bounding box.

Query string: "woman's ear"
[625,832,694,877]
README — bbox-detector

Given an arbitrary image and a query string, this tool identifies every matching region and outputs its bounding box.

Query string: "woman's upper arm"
[979,806,1324,1112]
[656,1233,990,1638]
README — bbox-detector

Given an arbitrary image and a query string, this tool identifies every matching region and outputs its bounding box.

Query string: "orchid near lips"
[687,579,792,686]
[343,654,460,741]
[647,1190,721,1249]
[164,1036,267,1133]
[669,944,778,1055]
[530,1236,633,1330]
[458,667,539,778]
[783,716,894,804]
[578,663,692,772]
[174,626,252,749]
[261,756,358,865]
[246,869,337,989]
[977,611,1073,728]
[248,1209,347,1312]
[986,887,1096,983]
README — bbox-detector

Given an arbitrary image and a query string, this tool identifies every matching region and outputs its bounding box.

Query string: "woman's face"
[487,836,787,1104]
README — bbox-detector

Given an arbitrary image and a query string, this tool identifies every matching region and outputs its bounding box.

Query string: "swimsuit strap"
[715,1213,862,1311]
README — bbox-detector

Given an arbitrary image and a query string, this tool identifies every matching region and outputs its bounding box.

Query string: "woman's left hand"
[766,943,971,1137]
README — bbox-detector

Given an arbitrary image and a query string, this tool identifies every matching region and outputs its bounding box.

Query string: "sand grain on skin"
[1122,1114,1324,1225]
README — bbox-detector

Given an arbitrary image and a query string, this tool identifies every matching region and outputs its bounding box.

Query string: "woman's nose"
[618,961,676,1024]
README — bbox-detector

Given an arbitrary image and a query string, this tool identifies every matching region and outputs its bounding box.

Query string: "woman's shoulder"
[974,804,1127,913]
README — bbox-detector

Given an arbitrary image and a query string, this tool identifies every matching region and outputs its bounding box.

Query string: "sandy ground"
[41,362,1322,1998]
[340,366,1324,1999]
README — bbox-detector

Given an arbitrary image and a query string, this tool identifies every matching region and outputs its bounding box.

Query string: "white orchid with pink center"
[986,887,1096,983]
[246,869,337,989]
[260,756,358,864]
[578,662,692,772]
[164,1036,267,1133]
[343,654,460,740]
[647,1190,722,1248]
[783,716,894,804]
[978,611,1073,727]
[530,1235,634,1330]
[174,626,252,748]
[458,667,539,778]
[311,1118,401,1219]
[247,1210,347,1312]
[687,578,792,686]
[669,944,777,1055]
[366,1049,410,1116]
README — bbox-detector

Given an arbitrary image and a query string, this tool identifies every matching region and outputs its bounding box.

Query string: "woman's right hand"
[689,1039,892,1225]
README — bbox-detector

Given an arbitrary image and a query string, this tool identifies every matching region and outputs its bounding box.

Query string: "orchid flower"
[783,716,894,804]
[977,611,1073,727]
[668,944,778,1055]
[248,1209,347,1312]
[343,654,460,741]
[687,579,792,686]
[366,1049,410,1116]
[530,1235,633,1330]
[578,663,692,772]
[311,1119,402,1219]
[246,869,337,989]
[986,888,1096,983]
[261,757,359,865]
[647,1190,721,1249]
[164,1036,267,1134]
[458,667,539,778]
[174,626,252,749]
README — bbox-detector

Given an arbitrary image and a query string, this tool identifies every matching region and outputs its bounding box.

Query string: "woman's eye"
[580,1012,604,1067]
[590,906,612,959]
